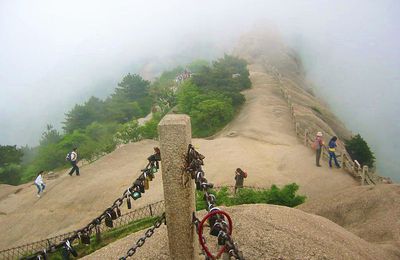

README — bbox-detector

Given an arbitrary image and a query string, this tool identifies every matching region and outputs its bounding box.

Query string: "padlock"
[195,181,201,191]
[110,209,118,220]
[61,246,70,260]
[134,180,145,193]
[210,222,222,237]
[208,207,221,227]
[116,207,122,217]
[217,230,226,245]
[127,196,132,209]
[140,183,145,193]
[105,213,113,228]
[65,240,78,257]
[131,190,141,200]
[80,232,90,245]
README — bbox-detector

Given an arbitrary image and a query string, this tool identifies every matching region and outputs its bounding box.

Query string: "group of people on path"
[314,131,341,168]
[33,147,80,198]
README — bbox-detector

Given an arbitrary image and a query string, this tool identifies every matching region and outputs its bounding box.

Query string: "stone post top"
[159,114,190,126]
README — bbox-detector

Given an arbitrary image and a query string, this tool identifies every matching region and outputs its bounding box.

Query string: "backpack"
[66,152,72,162]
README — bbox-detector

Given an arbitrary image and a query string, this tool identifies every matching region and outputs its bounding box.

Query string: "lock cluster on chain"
[21,149,163,260]
[186,145,244,260]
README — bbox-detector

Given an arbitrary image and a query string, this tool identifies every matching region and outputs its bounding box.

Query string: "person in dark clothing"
[234,168,247,194]
[68,147,80,176]
[328,136,341,168]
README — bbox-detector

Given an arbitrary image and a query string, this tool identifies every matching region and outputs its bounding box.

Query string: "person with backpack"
[328,136,341,168]
[34,171,46,198]
[234,168,247,194]
[314,131,325,167]
[67,147,80,176]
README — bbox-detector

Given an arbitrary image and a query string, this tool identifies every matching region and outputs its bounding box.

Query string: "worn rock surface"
[84,204,396,260]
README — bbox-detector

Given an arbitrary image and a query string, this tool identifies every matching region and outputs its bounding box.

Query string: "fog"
[1,0,399,180]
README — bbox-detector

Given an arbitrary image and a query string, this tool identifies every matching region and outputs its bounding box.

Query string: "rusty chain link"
[186,144,244,260]
[21,149,161,260]
[119,213,166,259]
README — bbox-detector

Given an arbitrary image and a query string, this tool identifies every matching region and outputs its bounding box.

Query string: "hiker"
[67,147,80,176]
[328,136,341,168]
[34,171,46,197]
[147,147,161,169]
[234,168,247,194]
[314,132,325,167]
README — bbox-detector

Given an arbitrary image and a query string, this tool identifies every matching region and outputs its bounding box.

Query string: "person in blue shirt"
[328,136,341,168]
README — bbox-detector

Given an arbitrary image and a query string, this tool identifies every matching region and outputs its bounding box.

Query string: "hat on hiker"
[316,132,323,137]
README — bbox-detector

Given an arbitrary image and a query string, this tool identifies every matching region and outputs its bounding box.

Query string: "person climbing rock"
[234,168,247,194]
[34,171,46,198]
[328,136,341,168]
[314,132,325,167]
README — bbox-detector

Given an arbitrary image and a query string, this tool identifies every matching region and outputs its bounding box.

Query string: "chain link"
[119,213,166,259]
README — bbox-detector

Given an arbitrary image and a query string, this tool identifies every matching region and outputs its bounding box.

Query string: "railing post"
[158,114,198,260]
[363,165,369,184]
[304,129,309,146]
[340,153,345,169]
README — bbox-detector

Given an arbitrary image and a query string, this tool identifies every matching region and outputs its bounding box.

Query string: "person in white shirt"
[34,171,46,197]
[68,147,80,176]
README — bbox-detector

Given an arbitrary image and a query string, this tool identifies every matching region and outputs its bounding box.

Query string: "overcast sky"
[0,0,399,180]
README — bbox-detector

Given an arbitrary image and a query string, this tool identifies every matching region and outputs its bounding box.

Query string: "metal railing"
[0,201,164,260]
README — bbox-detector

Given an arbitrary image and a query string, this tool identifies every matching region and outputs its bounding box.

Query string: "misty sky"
[1,0,399,180]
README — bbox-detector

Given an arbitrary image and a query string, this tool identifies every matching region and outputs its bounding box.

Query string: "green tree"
[0,164,22,185]
[63,97,106,133]
[40,124,62,146]
[345,134,376,168]
[0,145,24,167]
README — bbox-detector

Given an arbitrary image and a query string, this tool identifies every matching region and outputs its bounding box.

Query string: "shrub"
[196,183,306,210]
[345,134,375,168]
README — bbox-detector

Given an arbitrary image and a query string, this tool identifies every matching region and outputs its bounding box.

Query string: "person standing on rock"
[67,147,80,176]
[328,136,341,168]
[234,168,247,194]
[34,171,46,197]
[314,132,325,167]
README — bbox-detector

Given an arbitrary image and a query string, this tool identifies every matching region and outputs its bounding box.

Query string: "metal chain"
[23,150,161,260]
[187,145,244,260]
[119,213,166,259]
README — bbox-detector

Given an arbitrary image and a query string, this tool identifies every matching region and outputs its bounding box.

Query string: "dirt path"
[0,64,357,250]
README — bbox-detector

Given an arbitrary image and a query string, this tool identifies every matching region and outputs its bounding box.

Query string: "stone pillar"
[158,114,197,260]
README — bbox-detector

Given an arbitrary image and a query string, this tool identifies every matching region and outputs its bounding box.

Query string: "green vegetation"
[178,54,251,136]
[345,134,376,168]
[47,217,157,260]
[196,183,306,211]
[0,55,251,185]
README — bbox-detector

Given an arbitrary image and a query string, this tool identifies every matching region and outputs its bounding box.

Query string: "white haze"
[0,0,399,180]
